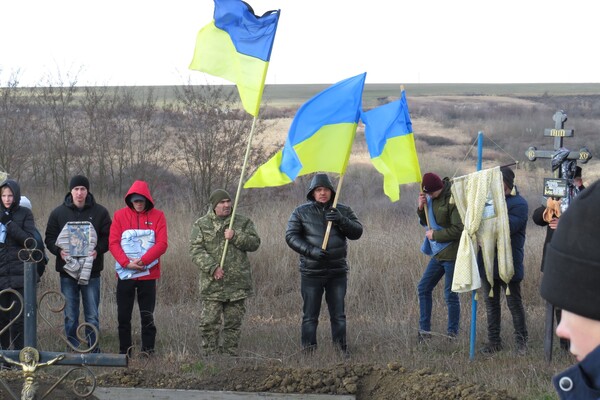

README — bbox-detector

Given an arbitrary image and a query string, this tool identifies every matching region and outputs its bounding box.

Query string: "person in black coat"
[0,179,35,350]
[541,179,600,399]
[44,175,111,352]
[533,166,585,351]
[285,173,363,355]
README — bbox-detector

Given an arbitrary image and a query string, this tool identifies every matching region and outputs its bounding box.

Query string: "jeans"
[480,278,528,345]
[417,258,460,335]
[0,288,24,350]
[60,276,101,351]
[117,279,157,354]
[300,274,347,350]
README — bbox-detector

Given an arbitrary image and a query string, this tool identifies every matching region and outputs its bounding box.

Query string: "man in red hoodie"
[109,180,168,357]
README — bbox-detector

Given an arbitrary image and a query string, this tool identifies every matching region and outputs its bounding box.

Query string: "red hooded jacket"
[109,181,168,280]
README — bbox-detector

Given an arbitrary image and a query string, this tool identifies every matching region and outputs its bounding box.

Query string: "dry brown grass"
[24,93,600,399]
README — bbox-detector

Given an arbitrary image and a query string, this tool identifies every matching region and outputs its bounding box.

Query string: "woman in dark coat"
[0,179,35,350]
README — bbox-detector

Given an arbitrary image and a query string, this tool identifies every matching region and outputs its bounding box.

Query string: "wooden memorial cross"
[0,240,127,399]
[525,110,592,363]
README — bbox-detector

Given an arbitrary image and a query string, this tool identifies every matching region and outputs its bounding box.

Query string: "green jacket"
[417,179,463,261]
[190,211,260,301]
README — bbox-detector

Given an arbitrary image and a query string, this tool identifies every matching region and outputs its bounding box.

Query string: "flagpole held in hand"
[219,116,259,268]
[322,174,345,249]
[421,182,431,229]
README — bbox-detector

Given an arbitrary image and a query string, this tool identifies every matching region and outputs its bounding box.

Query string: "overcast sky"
[1,0,598,87]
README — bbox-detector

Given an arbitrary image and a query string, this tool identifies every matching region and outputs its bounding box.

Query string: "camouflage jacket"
[190,210,260,301]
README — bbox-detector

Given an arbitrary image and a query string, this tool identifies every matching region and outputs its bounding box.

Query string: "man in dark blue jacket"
[285,173,362,355]
[478,167,529,355]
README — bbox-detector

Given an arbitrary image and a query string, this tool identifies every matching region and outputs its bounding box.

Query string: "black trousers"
[480,278,528,346]
[117,279,157,354]
[0,288,24,350]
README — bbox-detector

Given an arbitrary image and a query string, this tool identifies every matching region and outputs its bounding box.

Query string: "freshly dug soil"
[0,361,514,399]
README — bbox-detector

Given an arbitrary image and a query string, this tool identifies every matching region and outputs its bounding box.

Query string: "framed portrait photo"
[66,221,91,257]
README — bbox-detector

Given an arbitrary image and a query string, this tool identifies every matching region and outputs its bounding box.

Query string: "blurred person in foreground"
[541,179,600,399]
[416,172,463,342]
[190,189,260,356]
[285,173,363,356]
[45,175,111,352]
[0,180,35,351]
[478,167,529,355]
[533,165,585,351]
[109,180,168,357]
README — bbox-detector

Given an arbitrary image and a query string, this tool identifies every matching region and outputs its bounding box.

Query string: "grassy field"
[11,85,600,399]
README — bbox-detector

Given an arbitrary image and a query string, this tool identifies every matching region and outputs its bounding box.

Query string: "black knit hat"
[500,167,515,190]
[209,189,231,210]
[69,175,90,191]
[541,179,600,320]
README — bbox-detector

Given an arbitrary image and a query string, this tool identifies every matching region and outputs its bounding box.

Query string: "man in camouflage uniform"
[190,189,260,356]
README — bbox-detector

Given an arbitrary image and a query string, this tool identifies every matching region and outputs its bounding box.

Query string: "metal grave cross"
[0,240,127,400]
[525,110,592,177]
[525,110,593,363]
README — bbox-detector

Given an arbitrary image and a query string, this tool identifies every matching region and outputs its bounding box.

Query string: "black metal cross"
[525,110,593,364]
[0,240,127,399]
[525,110,592,178]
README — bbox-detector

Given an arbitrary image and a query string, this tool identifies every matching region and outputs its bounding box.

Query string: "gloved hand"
[325,208,345,224]
[309,247,329,260]
[0,212,12,225]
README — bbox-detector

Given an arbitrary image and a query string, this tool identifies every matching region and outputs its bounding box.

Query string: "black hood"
[0,179,21,211]
[306,173,336,201]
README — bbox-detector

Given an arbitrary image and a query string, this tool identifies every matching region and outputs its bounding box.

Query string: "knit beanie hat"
[500,167,515,190]
[421,173,443,193]
[541,179,600,320]
[69,175,90,191]
[209,189,231,210]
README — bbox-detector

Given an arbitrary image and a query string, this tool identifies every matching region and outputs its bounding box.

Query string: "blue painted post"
[469,131,483,360]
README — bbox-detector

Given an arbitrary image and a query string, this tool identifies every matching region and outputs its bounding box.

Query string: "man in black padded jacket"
[285,173,363,355]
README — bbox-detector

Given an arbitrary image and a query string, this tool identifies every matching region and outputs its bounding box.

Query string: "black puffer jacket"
[286,174,363,278]
[44,192,111,279]
[0,180,35,289]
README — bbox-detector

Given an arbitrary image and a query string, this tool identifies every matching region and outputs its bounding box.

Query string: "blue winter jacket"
[553,345,600,399]
[478,190,528,282]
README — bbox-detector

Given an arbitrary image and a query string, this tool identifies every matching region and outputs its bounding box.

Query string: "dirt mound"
[95,362,515,400]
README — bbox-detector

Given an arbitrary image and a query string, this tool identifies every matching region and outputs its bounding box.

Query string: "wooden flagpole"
[321,174,345,249]
[219,116,258,268]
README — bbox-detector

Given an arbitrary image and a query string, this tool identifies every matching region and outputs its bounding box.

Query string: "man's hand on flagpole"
[418,193,427,211]
[425,229,434,240]
[213,267,224,280]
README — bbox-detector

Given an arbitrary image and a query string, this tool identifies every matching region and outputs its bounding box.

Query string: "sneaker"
[480,342,503,355]
[418,331,432,344]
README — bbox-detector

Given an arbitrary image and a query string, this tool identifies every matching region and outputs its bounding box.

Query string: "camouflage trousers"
[199,299,246,355]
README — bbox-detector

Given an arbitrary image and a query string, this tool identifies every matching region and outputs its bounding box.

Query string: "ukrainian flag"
[361,91,421,202]
[189,0,280,117]
[244,73,367,188]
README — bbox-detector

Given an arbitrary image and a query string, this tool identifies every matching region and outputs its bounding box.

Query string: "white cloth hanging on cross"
[451,167,513,294]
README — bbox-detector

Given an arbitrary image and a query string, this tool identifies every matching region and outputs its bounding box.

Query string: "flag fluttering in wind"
[189,0,280,117]
[361,91,421,202]
[244,73,367,188]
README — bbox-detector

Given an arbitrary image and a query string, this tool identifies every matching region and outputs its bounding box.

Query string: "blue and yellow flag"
[361,91,421,202]
[244,73,367,188]
[189,0,280,117]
